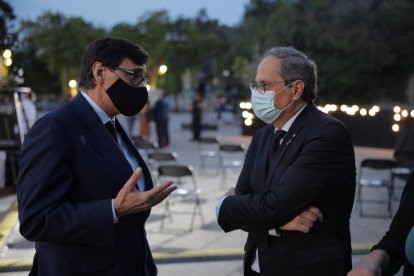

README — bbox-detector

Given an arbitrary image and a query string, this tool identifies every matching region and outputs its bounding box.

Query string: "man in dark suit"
[217,46,356,275]
[17,38,176,275]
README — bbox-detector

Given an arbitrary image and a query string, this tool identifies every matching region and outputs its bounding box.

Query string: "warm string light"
[240,101,414,131]
[240,102,254,126]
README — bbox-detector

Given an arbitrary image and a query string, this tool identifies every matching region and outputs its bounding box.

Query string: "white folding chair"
[157,164,204,232]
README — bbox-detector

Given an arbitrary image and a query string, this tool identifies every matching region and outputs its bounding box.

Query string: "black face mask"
[105,78,148,116]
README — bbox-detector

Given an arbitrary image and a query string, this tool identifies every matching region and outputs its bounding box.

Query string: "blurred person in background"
[152,88,171,148]
[191,91,203,141]
[139,102,151,139]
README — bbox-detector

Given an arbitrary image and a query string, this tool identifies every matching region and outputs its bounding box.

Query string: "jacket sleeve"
[371,173,414,274]
[17,116,115,246]
[218,120,355,232]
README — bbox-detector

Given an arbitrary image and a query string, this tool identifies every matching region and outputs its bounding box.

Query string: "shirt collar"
[80,91,115,124]
[275,104,307,132]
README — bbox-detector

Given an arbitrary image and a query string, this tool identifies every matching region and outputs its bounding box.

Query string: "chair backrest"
[394,151,414,168]
[358,158,397,188]
[148,151,177,162]
[198,137,218,144]
[158,165,193,178]
[219,144,245,153]
[133,136,158,149]
[360,159,397,170]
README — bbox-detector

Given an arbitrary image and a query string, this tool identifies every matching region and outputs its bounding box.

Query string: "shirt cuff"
[269,228,281,237]
[111,199,119,224]
[216,195,228,219]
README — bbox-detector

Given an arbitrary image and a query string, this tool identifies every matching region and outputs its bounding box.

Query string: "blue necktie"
[105,121,117,143]
[105,120,146,191]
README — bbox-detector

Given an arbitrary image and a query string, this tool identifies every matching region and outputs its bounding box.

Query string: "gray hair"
[264,47,317,102]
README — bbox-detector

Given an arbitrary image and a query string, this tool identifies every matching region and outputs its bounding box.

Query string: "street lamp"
[158,64,168,75]
[68,79,77,97]
[1,49,12,81]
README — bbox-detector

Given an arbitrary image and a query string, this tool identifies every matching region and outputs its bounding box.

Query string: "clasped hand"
[223,187,323,234]
[114,168,177,217]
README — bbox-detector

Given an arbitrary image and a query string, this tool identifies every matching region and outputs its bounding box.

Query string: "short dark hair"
[264,47,317,102]
[78,37,149,90]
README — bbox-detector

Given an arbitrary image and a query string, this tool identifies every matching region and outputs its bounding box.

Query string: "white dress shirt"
[81,92,146,223]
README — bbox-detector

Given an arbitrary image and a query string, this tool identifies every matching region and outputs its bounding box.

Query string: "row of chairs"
[133,136,246,233]
[197,137,246,188]
[356,150,414,217]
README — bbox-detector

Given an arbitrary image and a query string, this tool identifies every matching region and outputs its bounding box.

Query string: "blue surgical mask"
[251,84,293,124]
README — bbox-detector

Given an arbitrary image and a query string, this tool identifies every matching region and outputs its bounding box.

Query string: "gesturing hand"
[114,168,177,218]
[280,206,323,233]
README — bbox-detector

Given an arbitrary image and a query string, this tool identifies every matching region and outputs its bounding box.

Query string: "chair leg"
[358,184,363,216]
[189,195,204,232]
[160,199,171,231]
[220,168,226,189]
[388,186,393,218]
[200,156,204,171]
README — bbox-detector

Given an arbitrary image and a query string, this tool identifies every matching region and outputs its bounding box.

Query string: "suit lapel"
[256,126,276,192]
[72,94,133,183]
[264,104,318,191]
[116,120,154,190]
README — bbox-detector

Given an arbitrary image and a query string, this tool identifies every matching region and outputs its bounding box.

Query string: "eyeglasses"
[249,80,291,93]
[110,66,149,87]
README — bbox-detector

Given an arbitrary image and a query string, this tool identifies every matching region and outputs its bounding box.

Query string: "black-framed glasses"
[111,66,149,87]
[249,80,291,93]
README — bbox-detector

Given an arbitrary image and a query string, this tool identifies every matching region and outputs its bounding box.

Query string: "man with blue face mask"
[217,47,356,275]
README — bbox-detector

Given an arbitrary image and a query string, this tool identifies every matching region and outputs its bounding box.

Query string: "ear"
[92,62,105,83]
[292,80,305,100]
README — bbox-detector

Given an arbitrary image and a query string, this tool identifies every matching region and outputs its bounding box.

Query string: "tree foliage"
[13,0,414,104]
[20,13,105,94]
[228,0,414,104]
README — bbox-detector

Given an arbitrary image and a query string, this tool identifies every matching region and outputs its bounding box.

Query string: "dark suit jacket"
[17,93,157,275]
[372,172,414,276]
[218,103,356,275]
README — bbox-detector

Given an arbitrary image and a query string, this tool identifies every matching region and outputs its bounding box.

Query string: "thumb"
[124,168,142,192]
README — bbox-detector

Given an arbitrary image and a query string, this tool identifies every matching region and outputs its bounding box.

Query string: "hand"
[280,206,323,233]
[347,249,389,276]
[114,168,177,217]
[224,187,236,196]
[347,267,379,276]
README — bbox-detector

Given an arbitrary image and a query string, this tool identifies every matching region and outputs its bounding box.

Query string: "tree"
[233,0,414,104]
[0,0,15,44]
[20,12,105,95]
[109,11,170,92]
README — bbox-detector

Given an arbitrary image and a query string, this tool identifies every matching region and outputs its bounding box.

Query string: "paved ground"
[0,112,405,275]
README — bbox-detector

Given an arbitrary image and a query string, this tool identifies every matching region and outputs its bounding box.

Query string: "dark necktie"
[267,129,286,172]
[105,120,118,143]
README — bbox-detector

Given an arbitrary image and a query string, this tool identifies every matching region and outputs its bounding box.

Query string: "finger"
[146,181,175,200]
[303,211,318,222]
[297,224,310,234]
[300,216,314,228]
[149,184,177,206]
[158,185,177,200]
[152,181,175,193]
[124,168,143,192]
[308,206,323,222]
